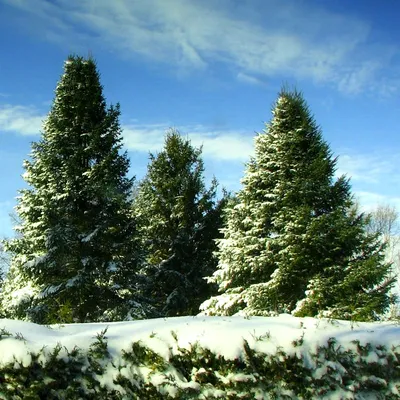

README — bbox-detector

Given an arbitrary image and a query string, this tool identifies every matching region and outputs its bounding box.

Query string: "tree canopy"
[200,89,394,321]
[133,130,225,317]
[1,56,139,323]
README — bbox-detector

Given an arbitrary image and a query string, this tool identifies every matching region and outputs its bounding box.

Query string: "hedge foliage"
[0,325,399,399]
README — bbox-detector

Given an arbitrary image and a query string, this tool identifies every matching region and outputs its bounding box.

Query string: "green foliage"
[202,88,394,320]
[0,327,12,339]
[45,299,74,324]
[133,130,226,317]
[0,327,399,399]
[0,59,393,325]
[0,55,139,323]
[0,243,7,282]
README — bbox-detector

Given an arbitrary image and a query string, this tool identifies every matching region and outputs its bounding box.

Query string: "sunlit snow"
[0,314,398,370]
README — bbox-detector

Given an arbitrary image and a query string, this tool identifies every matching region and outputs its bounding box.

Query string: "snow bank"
[1,314,398,362]
[0,314,399,398]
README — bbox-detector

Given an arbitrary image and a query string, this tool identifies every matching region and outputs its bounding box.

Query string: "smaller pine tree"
[133,130,226,317]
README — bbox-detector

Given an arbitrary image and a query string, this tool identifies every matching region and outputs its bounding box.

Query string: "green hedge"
[0,327,399,399]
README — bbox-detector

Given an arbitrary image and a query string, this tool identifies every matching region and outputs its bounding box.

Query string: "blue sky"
[0,0,400,238]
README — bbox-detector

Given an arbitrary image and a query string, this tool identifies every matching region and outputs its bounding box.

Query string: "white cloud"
[190,131,253,161]
[237,72,266,86]
[2,0,398,94]
[354,191,400,213]
[336,151,400,212]
[0,100,254,162]
[123,124,167,153]
[337,61,381,95]
[336,153,399,184]
[0,104,45,136]
[122,123,254,162]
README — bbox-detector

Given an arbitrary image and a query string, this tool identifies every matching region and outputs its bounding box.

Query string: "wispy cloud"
[0,100,253,162]
[236,72,267,87]
[123,123,254,162]
[336,151,400,212]
[336,153,400,184]
[2,0,399,95]
[354,191,400,213]
[0,104,45,136]
[122,124,166,153]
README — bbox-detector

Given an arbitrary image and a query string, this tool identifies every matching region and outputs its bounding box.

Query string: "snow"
[106,261,118,272]
[9,282,37,308]
[0,314,398,398]
[65,275,81,287]
[81,228,99,243]
[0,314,398,372]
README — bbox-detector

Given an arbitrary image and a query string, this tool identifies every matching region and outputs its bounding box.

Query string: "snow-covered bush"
[0,315,399,399]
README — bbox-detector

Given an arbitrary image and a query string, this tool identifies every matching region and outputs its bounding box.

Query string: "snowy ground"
[0,314,399,368]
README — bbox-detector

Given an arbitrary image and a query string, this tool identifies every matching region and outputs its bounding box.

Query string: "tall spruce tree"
[0,56,139,323]
[200,89,394,321]
[133,130,225,317]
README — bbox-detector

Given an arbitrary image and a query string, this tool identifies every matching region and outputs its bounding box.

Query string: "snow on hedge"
[1,314,398,362]
[0,314,399,398]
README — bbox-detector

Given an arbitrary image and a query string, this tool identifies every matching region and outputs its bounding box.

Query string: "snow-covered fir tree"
[133,130,226,317]
[1,56,140,323]
[200,89,394,321]
[0,243,6,280]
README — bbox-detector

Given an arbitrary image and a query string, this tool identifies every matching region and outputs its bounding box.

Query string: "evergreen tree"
[200,89,394,321]
[133,130,225,317]
[1,56,139,323]
[0,245,4,312]
[0,243,6,280]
